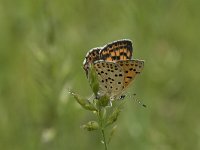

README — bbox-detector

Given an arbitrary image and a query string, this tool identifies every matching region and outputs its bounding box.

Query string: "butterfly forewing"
[83,39,144,101]
[100,39,133,62]
[93,60,124,98]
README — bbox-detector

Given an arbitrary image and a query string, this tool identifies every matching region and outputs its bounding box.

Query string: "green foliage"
[98,95,110,107]
[106,108,121,127]
[88,65,100,97]
[69,63,124,149]
[0,0,200,150]
[108,125,117,144]
[81,121,99,131]
[69,69,123,149]
[69,90,97,111]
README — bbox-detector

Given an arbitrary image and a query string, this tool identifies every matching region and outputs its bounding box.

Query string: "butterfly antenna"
[125,93,147,108]
[135,98,147,108]
[132,93,147,108]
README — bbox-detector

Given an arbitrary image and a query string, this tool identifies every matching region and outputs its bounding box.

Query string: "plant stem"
[97,105,108,150]
[101,128,108,150]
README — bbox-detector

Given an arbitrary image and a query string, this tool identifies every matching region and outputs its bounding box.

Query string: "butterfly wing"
[117,59,144,90]
[100,39,133,61]
[84,40,144,100]
[93,60,125,99]
[83,47,101,78]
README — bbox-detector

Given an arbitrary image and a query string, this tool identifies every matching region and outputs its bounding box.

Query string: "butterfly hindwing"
[117,60,144,89]
[93,60,124,98]
[83,39,144,100]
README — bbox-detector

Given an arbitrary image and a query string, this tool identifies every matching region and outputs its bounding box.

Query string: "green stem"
[97,106,108,150]
[101,128,108,150]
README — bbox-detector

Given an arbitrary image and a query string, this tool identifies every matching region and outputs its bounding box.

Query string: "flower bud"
[69,90,97,111]
[81,121,99,131]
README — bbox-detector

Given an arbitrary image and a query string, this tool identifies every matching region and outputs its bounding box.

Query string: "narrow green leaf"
[108,125,117,144]
[69,90,97,111]
[106,108,121,126]
[88,65,99,96]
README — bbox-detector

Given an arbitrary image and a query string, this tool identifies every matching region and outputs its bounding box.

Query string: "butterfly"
[83,39,144,100]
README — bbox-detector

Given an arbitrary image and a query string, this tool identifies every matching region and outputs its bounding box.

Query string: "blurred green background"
[0,0,200,149]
